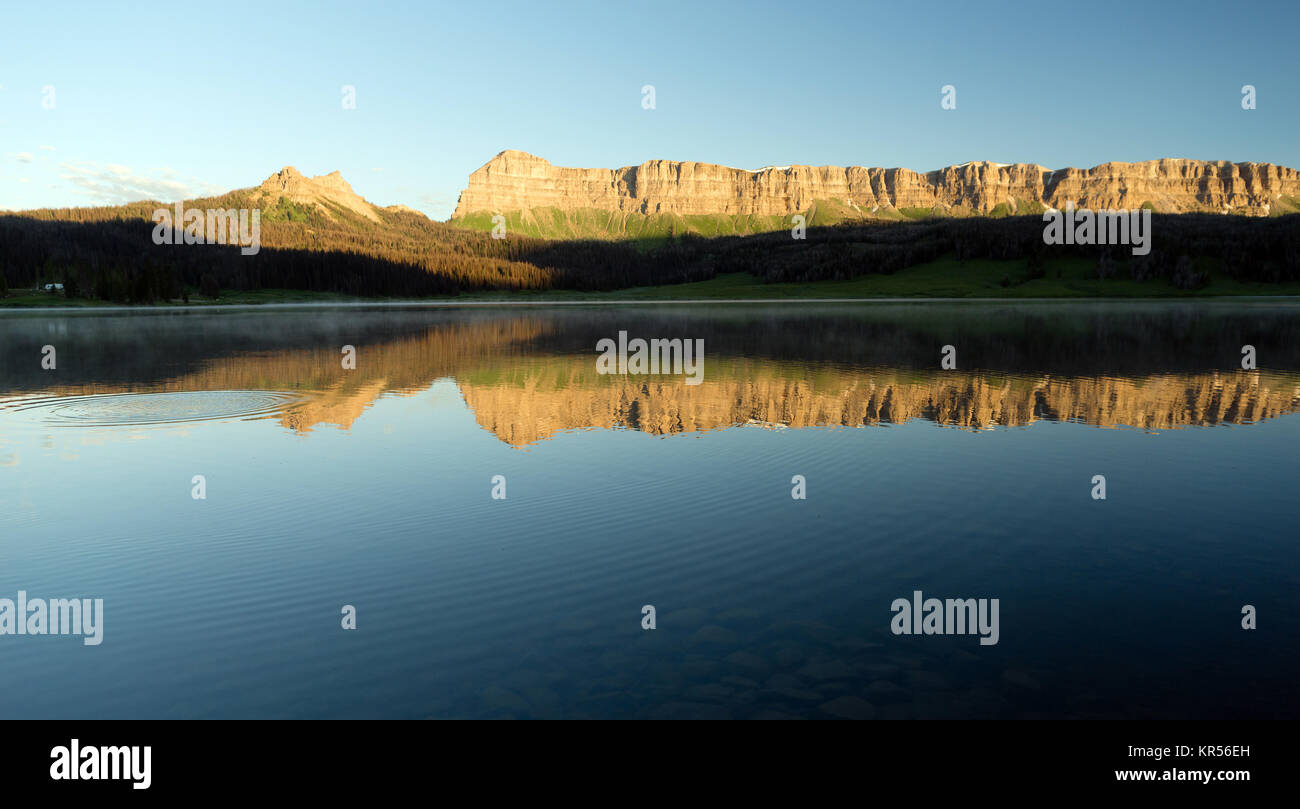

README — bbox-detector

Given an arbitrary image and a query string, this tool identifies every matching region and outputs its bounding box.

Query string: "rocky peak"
[257,166,379,222]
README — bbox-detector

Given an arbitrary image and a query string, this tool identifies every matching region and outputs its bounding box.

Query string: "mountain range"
[5,154,1300,303]
[451,150,1300,239]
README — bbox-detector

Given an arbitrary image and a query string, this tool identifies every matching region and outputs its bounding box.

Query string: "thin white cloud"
[39,145,56,152]
[58,161,224,204]
[413,191,456,218]
[417,192,452,207]
[12,152,33,163]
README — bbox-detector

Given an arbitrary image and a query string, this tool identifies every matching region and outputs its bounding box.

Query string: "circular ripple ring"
[3,391,305,428]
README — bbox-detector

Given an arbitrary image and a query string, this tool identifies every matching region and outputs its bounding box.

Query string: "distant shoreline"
[8,256,1300,312]
[7,295,1300,314]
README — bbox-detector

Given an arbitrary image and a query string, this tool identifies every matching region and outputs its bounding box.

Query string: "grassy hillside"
[454,207,802,245]
[452,195,1082,241]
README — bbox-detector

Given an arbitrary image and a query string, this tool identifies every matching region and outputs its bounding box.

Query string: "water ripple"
[0,390,305,428]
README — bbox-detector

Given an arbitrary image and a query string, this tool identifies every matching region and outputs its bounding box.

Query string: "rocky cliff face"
[453,150,1300,220]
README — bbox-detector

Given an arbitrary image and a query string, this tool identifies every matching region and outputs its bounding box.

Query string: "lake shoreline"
[7,295,1300,313]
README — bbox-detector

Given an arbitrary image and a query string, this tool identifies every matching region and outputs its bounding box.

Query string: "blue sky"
[1,0,1296,219]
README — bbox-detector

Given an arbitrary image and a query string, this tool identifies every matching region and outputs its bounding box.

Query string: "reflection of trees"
[3,311,1296,443]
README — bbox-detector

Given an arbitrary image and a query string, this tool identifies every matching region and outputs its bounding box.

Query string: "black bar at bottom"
[6,720,1283,796]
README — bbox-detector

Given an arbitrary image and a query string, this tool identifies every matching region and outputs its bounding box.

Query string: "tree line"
[4,193,1299,301]
[0,192,688,302]
[703,213,1300,288]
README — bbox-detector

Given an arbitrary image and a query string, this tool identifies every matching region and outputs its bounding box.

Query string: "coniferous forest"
[3,190,1300,302]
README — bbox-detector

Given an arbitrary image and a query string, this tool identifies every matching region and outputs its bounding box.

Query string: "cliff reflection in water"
[2,303,1299,444]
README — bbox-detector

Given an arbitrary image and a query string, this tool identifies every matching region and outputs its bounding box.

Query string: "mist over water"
[1,302,1297,718]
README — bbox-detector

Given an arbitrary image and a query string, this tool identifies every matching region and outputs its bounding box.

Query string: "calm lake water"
[1,302,1297,719]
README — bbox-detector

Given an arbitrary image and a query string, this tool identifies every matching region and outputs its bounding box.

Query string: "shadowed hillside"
[0,168,690,301]
[5,167,1300,302]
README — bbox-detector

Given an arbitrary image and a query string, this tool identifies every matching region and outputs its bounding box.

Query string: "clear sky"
[1,0,1296,219]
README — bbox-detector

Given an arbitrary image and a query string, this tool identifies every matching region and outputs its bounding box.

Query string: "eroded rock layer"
[453,150,1300,219]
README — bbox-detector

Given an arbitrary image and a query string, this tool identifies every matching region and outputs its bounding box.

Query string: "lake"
[1,301,1297,718]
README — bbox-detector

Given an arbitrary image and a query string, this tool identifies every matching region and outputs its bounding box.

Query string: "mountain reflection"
[2,304,1298,445]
